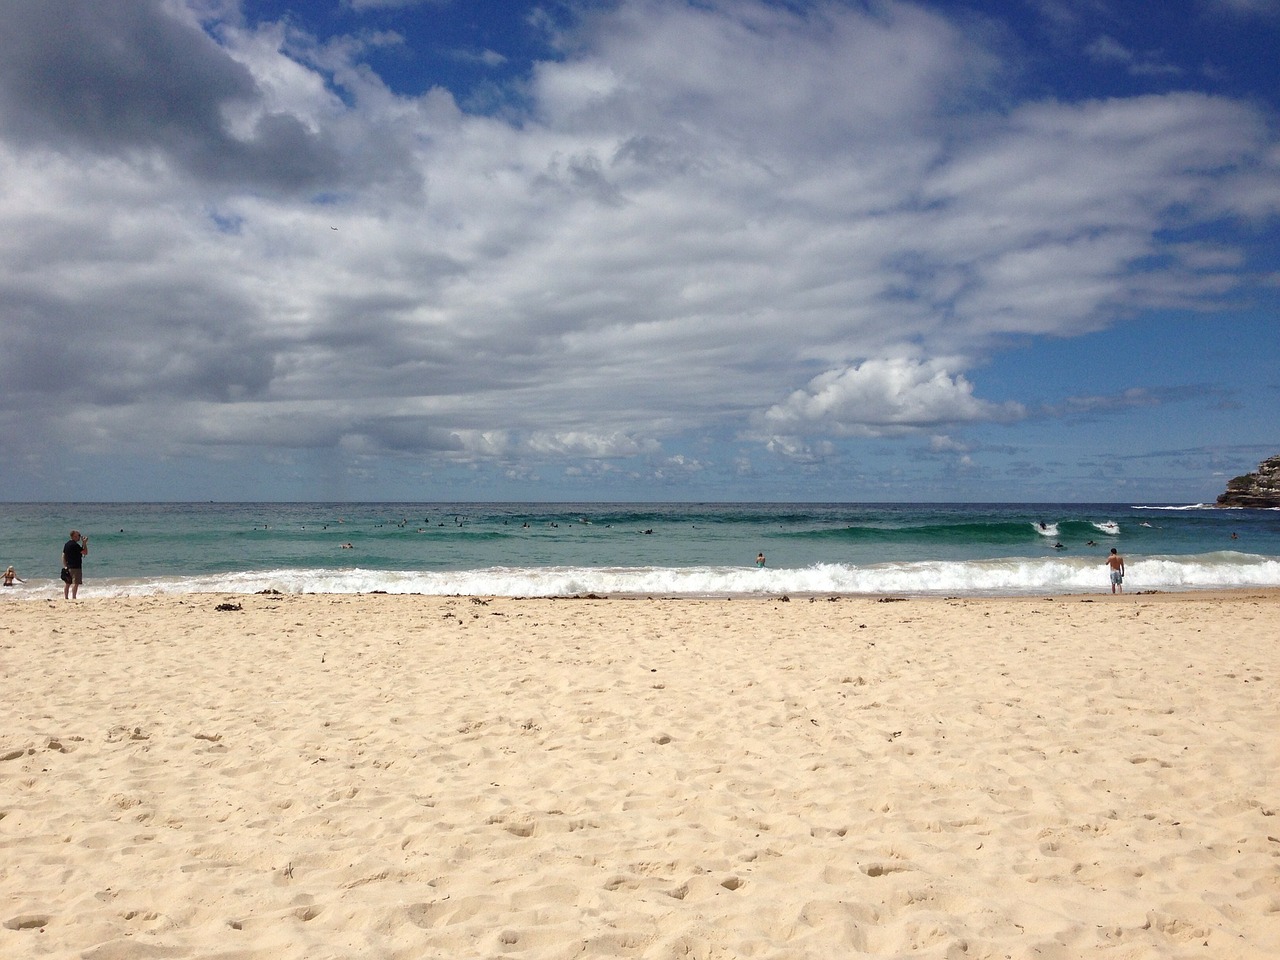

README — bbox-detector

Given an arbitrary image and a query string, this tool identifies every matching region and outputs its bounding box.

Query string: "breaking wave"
[13,551,1276,599]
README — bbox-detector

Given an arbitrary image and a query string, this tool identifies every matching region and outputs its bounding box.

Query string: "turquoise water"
[2,502,1278,597]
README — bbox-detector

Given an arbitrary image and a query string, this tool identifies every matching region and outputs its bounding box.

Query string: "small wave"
[1091,521,1120,535]
[797,520,1056,546]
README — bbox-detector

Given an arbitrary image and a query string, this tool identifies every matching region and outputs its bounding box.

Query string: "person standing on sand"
[1105,548,1124,594]
[62,530,88,599]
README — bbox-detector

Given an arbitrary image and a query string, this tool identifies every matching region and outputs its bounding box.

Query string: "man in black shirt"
[62,530,88,599]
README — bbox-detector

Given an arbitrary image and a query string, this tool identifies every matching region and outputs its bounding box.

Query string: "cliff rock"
[1216,454,1280,508]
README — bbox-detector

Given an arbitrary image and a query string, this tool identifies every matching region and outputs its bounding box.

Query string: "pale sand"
[2,591,1278,960]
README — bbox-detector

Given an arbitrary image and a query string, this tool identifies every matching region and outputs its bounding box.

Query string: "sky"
[1,0,1278,503]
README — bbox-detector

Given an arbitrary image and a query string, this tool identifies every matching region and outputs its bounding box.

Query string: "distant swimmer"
[756,552,766,567]
[1086,540,1097,547]
[1106,548,1125,594]
[1054,542,1065,550]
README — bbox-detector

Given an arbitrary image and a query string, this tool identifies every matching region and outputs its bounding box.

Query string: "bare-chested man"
[1106,548,1125,594]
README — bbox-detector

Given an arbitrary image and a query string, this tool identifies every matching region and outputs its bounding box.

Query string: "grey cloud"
[189,110,346,191]
[0,281,274,408]
[1043,385,1228,421]
[343,419,474,455]
[0,0,348,191]
[0,0,254,148]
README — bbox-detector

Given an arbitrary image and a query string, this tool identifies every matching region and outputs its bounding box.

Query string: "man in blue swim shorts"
[1106,548,1125,594]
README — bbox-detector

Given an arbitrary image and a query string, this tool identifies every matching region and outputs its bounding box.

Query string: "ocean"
[2,502,1279,599]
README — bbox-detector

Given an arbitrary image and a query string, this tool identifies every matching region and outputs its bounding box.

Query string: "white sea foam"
[12,552,1276,599]
[1132,503,1218,511]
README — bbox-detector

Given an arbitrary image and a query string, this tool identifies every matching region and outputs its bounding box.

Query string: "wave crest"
[37,552,1280,599]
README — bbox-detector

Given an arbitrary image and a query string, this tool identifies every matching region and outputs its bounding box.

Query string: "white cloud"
[525,432,661,458]
[762,358,1026,439]
[764,436,835,464]
[1084,35,1182,77]
[930,435,970,454]
[0,0,1277,493]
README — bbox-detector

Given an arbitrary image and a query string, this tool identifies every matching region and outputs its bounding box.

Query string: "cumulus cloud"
[0,0,1277,493]
[762,359,1026,439]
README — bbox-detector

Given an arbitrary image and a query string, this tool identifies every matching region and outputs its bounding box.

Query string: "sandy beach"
[3,591,1278,959]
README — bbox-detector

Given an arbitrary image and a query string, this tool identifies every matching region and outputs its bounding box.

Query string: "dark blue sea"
[2,502,1278,598]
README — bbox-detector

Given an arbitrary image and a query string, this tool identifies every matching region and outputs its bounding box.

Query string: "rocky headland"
[1216,454,1280,508]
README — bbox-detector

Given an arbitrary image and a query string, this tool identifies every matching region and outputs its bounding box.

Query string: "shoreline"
[6,584,1280,603]
[4,591,1278,958]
